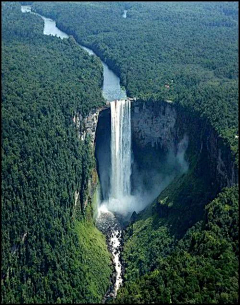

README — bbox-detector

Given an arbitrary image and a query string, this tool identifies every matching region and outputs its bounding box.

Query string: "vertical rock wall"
[131,99,238,191]
[72,106,109,214]
[131,101,177,151]
[77,98,237,216]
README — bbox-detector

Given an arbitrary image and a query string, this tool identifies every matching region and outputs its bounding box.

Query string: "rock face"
[206,128,238,188]
[131,99,238,191]
[131,100,188,195]
[72,105,109,213]
[132,101,177,151]
[81,110,99,144]
[73,105,109,146]
[80,98,237,215]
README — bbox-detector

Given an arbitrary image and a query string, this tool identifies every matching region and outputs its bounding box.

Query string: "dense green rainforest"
[2,1,239,304]
[2,2,112,303]
[32,1,239,162]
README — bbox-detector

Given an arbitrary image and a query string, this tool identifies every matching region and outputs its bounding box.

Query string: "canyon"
[20,4,239,302]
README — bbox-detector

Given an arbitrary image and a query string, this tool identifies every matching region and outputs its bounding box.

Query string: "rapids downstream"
[21,5,128,300]
[96,206,123,300]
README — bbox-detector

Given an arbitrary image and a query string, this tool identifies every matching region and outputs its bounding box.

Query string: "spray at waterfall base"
[95,99,189,300]
[96,99,189,219]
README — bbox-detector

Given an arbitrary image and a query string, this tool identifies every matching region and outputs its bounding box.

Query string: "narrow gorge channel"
[22,4,238,302]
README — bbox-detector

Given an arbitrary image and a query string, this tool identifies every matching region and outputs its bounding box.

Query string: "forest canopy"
[32,1,239,162]
[2,2,239,304]
[2,2,111,303]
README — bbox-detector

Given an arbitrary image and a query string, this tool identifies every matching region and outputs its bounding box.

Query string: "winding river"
[21,5,125,301]
[21,5,126,102]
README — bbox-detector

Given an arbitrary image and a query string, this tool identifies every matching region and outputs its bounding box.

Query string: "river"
[21,5,126,102]
[21,4,125,301]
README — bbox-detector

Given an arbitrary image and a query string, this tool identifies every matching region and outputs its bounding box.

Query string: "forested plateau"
[2,1,239,304]
[32,1,239,163]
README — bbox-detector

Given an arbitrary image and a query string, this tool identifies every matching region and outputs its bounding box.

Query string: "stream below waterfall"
[21,5,127,300]
[96,206,123,301]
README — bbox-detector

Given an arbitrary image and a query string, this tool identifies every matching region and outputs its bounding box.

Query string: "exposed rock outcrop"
[131,99,238,190]
[73,105,109,146]
[132,101,177,150]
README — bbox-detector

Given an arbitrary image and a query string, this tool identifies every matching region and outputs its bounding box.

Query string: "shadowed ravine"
[21,4,190,301]
[96,206,123,301]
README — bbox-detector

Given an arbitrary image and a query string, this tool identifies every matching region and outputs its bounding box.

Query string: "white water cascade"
[97,99,132,300]
[110,99,132,201]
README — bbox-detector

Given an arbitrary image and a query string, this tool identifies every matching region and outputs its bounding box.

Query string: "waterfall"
[96,99,131,300]
[110,100,131,201]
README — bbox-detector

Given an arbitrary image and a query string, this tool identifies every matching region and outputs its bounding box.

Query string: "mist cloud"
[98,134,189,218]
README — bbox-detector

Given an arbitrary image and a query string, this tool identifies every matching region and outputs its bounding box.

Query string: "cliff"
[116,100,238,303]
[73,104,109,147]
[131,100,238,191]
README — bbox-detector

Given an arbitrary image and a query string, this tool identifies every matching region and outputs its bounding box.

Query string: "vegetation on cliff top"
[32,1,238,163]
[2,2,238,304]
[2,2,111,303]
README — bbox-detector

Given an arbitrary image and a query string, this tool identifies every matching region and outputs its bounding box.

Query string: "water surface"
[21,5,126,101]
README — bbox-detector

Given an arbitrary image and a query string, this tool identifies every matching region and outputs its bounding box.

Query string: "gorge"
[21,4,190,297]
[8,6,238,302]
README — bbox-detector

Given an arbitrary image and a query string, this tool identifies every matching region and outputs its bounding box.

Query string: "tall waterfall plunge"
[97,99,133,217]
[96,99,131,299]
[110,100,131,200]
[96,99,189,299]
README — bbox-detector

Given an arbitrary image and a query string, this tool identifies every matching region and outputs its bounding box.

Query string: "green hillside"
[2,2,238,304]
[115,186,238,304]
[1,2,111,303]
